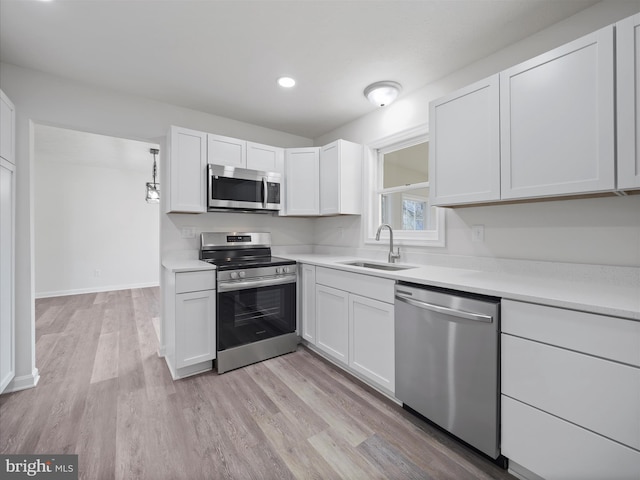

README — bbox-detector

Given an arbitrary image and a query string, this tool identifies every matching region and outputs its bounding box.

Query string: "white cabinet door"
[300,264,316,344]
[247,141,284,174]
[500,26,615,199]
[0,158,15,393]
[320,142,340,215]
[349,294,394,393]
[617,13,640,190]
[315,284,348,364]
[502,334,640,450]
[284,147,320,216]
[175,289,216,369]
[168,126,207,213]
[502,396,640,480]
[0,90,15,165]
[320,140,363,215]
[429,75,500,206]
[207,133,246,168]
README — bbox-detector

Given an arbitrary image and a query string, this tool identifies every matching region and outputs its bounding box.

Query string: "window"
[365,125,445,247]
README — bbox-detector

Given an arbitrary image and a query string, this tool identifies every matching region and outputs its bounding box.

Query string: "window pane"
[380,187,430,231]
[382,142,428,188]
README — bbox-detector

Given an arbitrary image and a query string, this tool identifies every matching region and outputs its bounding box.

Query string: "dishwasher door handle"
[395,292,493,323]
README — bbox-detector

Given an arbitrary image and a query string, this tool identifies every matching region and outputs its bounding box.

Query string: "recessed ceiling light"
[277,76,296,88]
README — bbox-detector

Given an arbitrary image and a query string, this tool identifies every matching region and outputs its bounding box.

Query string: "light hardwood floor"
[1,288,514,480]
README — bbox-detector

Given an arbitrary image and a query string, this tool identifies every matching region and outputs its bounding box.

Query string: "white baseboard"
[35,282,160,299]
[2,368,40,394]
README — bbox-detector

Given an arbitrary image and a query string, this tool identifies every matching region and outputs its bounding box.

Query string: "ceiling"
[0,0,600,139]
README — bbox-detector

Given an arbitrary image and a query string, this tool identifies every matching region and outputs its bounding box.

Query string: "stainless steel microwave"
[207,164,282,212]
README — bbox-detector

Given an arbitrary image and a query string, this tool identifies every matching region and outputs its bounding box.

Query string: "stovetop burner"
[203,255,295,270]
[199,232,295,271]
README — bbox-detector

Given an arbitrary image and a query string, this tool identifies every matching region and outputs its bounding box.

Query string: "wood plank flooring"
[0,288,515,480]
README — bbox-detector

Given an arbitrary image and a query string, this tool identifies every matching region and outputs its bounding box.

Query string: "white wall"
[313,0,640,268]
[0,62,313,391]
[34,125,160,297]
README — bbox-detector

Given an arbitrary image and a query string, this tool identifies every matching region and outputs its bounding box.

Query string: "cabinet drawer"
[175,270,216,294]
[502,300,640,366]
[502,396,640,480]
[502,334,640,449]
[316,267,394,303]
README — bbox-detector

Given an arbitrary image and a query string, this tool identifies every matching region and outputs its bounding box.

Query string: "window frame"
[364,124,445,247]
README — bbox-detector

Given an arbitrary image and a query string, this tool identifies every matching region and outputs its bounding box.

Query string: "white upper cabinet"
[617,13,640,190]
[207,133,246,168]
[429,75,500,206]
[500,26,615,199]
[246,141,284,174]
[283,140,363,217]
[167,126,207,213]
[0,90,16,165]
[284,147,320,216]
[320,140,362,215]
[207,135,284,174]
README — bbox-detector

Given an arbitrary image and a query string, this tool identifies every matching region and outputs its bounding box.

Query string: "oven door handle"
[218,274,296,292]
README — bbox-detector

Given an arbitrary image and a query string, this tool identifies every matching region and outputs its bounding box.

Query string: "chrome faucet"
[376,224,401,263]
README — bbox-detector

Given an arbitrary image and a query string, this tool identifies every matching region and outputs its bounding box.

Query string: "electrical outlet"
[94,269,101,278]
[181,227,196,239]
[471,225,485,243]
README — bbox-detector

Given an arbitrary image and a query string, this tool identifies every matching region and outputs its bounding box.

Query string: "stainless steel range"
[200,232,298,374]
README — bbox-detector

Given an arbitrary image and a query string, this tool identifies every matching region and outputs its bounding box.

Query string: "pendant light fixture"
[364,81,402,107]
[145,148,160,203]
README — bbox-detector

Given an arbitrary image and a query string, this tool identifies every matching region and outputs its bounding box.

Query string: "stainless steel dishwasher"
[395,282,502,461]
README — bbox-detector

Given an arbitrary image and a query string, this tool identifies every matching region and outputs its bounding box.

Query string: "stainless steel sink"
[339,260,417,271]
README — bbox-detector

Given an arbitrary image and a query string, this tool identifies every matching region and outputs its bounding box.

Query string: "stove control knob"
[238,271,246,279]
[283,267,290,274]
[276,267,283,274]
[230,272,239,280]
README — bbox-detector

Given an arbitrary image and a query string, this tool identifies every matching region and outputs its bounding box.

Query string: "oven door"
[208,164,281,211]
[217,275,296,352]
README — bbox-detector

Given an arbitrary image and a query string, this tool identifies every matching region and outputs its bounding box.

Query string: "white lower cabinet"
[315,284,349,364]
[164,268,216,379]
[175,289,216,369]
[502,396,640,480]
[299,264,316,344]
[348,294,394,392]
[501,299,640,479]
[310,265,395,394]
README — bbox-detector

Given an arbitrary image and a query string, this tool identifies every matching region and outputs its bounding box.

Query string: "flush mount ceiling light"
[145,148,160,203]
[364,81,402,107]
[277,76,296,88]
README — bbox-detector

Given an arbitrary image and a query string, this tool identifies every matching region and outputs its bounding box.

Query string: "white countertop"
[162,258,216,273]
[285,254,640,321]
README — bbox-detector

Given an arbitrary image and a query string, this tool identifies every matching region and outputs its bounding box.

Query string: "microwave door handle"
[262,177,268,208]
